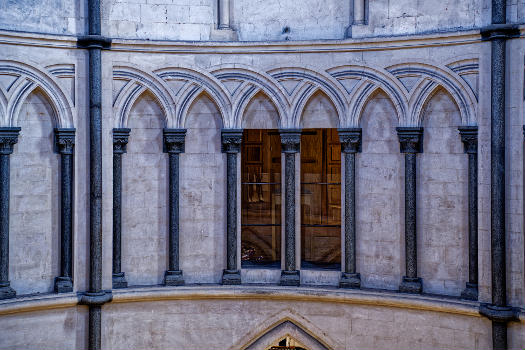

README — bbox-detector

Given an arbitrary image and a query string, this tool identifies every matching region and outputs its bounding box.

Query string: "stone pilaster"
[54,128,75,293]
[279,129,301,286]
[221,129,243,285]
[397,127,423,294]
[112,128,130,289]
[458,127,479,301]
[0,127,20,300]
[338,128,362,289]
[163,129,186,286]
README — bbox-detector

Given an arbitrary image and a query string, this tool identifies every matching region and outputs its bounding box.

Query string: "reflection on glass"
[301,129,341,269]
[241,129,281,268]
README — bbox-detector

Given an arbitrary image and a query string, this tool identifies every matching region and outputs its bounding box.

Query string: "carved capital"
[53,128,76,155]
[113,128,131,154]
[0,127,21,155]
[163,129,186,154]
[221,129,243,153]
[458,126,478,154]
[279,129,301,153]
[396,127,424,153]
[338,128,362,153]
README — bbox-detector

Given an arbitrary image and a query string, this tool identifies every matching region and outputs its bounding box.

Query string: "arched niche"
[244,321,330,350]
[122,90,167,286]
[418,87,467,296]
[357,89,402,291]
[10,87,60,295]
[242,92,280,129]
[300,91,339,128]
[180,93,225,283]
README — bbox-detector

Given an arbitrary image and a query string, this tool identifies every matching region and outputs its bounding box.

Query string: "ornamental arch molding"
[237,88,281,129]
[0,60,74,128]
[233,309,343,350]
[386,62,478,126]
[268,67,348,128]
[113,65,176,128]
[211,64,290,128]
[154,66,231,128]
[327,65,407,127]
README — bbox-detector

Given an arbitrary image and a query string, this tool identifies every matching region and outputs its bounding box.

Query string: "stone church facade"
[0,0,524,349]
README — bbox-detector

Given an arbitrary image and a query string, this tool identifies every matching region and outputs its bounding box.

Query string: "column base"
[164,270,185,286]
[112,272,128,289]
[222,269,241,285]
[399,276,422,294]
[0,283,16,300]
[461,282,478,301]
[54,276,73,293]
[280,270,300,286]
[339,272,361,289]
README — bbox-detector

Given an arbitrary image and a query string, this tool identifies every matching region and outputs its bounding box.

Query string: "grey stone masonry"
[279,129,301,287]
[112,128,131,289]
[458,126,478,301]
[163,129,186,286]
[338,128,362,289]
[221,129,243,285]
[0,127,20,300]
[397,127,423,294]
[54,128,75,293]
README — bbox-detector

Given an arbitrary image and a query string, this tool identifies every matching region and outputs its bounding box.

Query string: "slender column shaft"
[405,152,417,277]
[54,128,75,293]
[279,129,301,286]
[218,0,231,29]
[353,0,366,24]
[459,127,478,300]
[338,128,361,289]
[163,129,186,286]
[221,129,242,285]
[491,36,506,309]
[112,128,130,289]
[0,127,20,300]
[397,127,423,294]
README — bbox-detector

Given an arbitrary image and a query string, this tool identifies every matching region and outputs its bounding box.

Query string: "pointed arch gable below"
[299,90,340,129]
[241,91,280,129]
[243,321,330,350]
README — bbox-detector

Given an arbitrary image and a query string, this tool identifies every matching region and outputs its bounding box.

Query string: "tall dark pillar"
[112,128,130,289]
[221,129,242,285]
[163,129,186,286]
[458,126,479,301]
[0,127,20,300]
[54,128,75,293]
[279,129,301,286]
[479,2,520,349]
[77,1,113,349]
[397,127,423,294]
[338,128,362,289]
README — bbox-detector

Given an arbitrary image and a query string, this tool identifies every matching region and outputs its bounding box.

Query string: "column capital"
[54,128,76,155]
[279,129,301,153]
[113,128,131,154]
[338,128,362,153]
[458,126,478,154]
[163,128,186,154]
[221,129,243,153]
[0,127,21,155]
[396,127,424,153]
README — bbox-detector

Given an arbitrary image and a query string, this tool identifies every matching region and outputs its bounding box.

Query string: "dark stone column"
[397,127,423,294]
[112,128,130,289]
[163,129,186,286]
[338,128,362,289]
[77,1,113,349]
[479,3,521,349]
[279,129,301,286]
[54,128,75,293]
[0,127,20,300]
[221,129,243,285]
[458,127,478,301]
